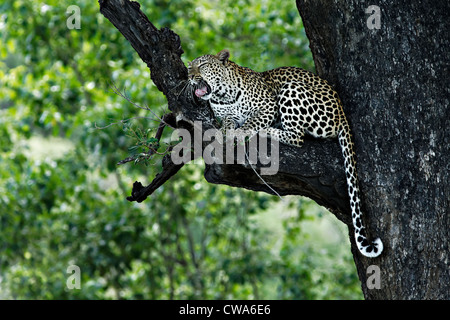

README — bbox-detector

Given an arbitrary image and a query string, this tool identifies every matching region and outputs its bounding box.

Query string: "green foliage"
[0,0,362,299]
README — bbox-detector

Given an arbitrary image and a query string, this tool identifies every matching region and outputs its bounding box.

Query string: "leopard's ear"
[216,49,230,65]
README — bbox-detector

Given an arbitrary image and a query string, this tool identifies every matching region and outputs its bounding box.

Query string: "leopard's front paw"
[236,128,258,141]
[214,128,242,145]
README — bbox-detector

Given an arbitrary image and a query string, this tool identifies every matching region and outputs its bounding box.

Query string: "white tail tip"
[358,237,383,258]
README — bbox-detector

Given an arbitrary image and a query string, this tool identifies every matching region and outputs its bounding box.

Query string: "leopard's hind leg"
[264,127,305,147]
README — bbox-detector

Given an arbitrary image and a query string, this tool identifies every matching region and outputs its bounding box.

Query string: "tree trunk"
[99,0,450,299]
[297,0,450,299]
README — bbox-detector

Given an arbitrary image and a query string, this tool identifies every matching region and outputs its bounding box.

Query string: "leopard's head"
[187,49,231,100]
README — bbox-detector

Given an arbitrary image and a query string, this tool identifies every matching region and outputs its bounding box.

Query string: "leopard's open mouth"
[194,81,212,98]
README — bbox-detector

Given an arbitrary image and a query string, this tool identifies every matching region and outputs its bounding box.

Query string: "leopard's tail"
[338,118,383,258]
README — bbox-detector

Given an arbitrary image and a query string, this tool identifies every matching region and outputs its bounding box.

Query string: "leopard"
[187,49,383,258]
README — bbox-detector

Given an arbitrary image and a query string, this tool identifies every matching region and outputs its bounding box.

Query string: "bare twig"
[94,116,156,130]
[109,82,173,126]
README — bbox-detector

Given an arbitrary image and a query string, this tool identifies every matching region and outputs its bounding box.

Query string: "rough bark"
[297,0,450,299]
[99,0,450,299]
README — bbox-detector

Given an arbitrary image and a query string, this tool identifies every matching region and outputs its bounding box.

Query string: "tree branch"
[99,0,352,225]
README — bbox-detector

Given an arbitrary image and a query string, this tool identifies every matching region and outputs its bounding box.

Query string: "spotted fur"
[187,49,383,258]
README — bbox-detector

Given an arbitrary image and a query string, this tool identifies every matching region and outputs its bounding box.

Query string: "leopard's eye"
[198,62,208,71]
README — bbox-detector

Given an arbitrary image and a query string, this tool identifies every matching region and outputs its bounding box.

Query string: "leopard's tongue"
[195,86,208,97]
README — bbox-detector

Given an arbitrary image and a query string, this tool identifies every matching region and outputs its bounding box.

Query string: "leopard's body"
[187,49,383,258]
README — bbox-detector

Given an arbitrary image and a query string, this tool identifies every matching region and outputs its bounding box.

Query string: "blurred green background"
[0,0,362,299]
